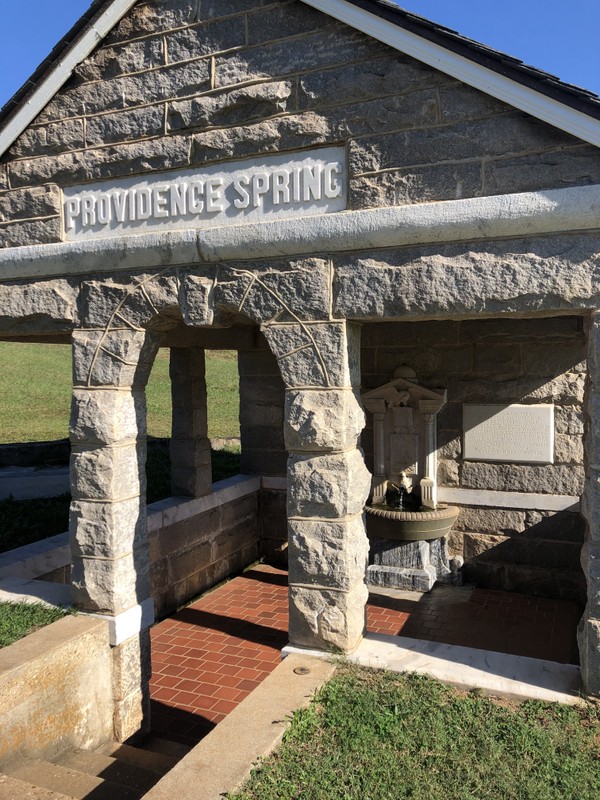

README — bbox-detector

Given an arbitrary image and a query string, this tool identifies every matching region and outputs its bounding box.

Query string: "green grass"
[0,602,69,648]
[231,667,600,800]
[0,342,240,442]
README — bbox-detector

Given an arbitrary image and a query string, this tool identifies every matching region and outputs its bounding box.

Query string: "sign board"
[63,147,347,241]
[463,404,554,464]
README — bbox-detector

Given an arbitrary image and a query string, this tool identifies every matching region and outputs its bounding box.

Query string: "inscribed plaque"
[463,404,554,464]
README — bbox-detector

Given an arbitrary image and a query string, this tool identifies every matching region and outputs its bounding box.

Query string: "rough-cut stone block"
[298,56,446,109]
[473,343,521,376]
[215,28,387,89]
[287,449,371,519]
[72,330,161,388]
[80,274,180,331]
[112,630,152,702]
[580,541,600,619]
[86,105,165,147]
[453,507,526,535]
[238,349,280,378]
[263,322,357,389]
[461,462,584,496]
[350,113,574,175]
[284,388,365,452]
[460,316,582,342]
[168,541,212,584]
[38,61,211,123]
[522,510,584,542]
[171,408,209,438]
[106,0,201,43]
[522,344,586,376]
[70,443,147,501]
[288,581,368,652]
[150,508,220,562]
[214,260,331,324]
[0,165,7,191]
[71,551,150,614]
[7,119,85,159]
[75,37,165,82]
[447,374,585,406]
[438,83,508,124]
[578,615,600,695]
[0,278,78,332]
[288,516,369,590]
[0,217,62,248]
[70,497,146,558]
[70,388,145,445]
[463,532,581,570]
[0,186,61,223]
[333,234,600,319]
[350,162,482,209]
[587,392,600,466]
[168,81,293,132]
[113,687,150,742]
[555,434,584,464]
[485,145,600,195]
[191,113,332,165]
[437,459,459,486]
[9,136,191,188]
[248,2,330,43]
[166,16,245,63]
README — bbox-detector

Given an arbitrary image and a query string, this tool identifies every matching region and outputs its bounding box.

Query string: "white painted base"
[86,597,155,646]
[283,633,582,705]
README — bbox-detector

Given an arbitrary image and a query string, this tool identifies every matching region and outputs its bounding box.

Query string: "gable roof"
[1,0,600,159]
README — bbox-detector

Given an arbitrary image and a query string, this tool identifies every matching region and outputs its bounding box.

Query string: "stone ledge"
[2,183,600,280]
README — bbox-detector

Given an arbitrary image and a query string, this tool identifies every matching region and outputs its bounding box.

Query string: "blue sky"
[0,0,598,109]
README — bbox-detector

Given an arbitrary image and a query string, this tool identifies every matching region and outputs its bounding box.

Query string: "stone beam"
[1,183,600,282]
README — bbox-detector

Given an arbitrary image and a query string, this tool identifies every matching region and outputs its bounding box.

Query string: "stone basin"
[365,503,460,542]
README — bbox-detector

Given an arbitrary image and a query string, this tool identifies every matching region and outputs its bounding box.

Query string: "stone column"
[170,347,212,497]
[263,321,371,653]
[69,328,160,740]
[581,312,600,694]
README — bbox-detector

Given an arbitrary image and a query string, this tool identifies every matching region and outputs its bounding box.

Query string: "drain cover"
[293,666,310,675]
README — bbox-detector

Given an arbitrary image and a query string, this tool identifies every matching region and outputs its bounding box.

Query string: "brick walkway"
[149,565,581,746]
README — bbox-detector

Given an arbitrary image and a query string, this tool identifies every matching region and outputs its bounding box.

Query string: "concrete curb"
[141,654,336,800]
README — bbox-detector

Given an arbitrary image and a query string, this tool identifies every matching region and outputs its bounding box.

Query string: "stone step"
[0,773,74,800]
[2,759,143,800]
[53,750,160,793]
[100,742,179,776]
[138,737,190,761]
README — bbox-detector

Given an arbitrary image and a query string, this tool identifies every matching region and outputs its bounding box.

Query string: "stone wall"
[2,0,600,247]
[0,616,113,765]
[148,476,260,618]
[361,316,586,601]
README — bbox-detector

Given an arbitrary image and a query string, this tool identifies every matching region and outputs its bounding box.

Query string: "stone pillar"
[263,321,371,653]
[69,328,160,740]
[170,347,212,497]
[581,312,600,694]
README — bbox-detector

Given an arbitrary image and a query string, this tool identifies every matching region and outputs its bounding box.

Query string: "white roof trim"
[1,0,599,159]
[0,0,138,158]
[301,0,600,148]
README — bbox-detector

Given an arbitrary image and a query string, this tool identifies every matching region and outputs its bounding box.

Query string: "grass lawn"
[0,602,69,648]
[0,342,240,442]
[231,667,600,800]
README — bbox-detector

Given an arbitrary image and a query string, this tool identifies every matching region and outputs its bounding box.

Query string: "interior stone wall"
[361,315,587,601]
[3,0,600,248]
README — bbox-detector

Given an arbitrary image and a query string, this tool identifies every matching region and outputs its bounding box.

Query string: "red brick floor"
[149,565,581,746]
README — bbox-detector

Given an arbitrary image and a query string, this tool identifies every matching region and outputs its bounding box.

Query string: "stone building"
[1,0,600,739]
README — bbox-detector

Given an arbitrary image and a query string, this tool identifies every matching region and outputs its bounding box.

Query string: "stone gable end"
[2,0,600,249]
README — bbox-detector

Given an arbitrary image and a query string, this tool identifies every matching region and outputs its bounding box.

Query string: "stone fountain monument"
[362,367,462,591]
